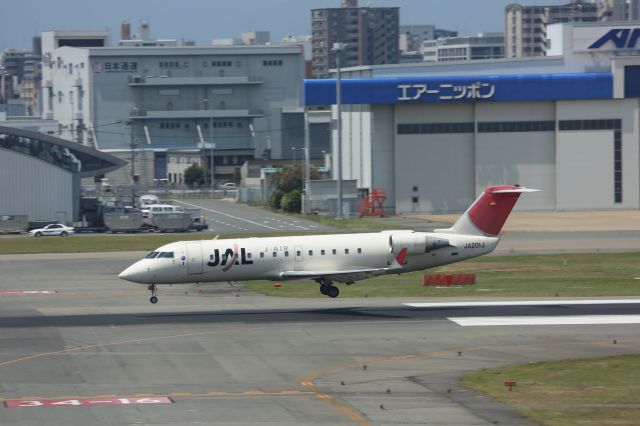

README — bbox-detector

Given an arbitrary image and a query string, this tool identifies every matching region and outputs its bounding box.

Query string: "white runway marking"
[404,299,640,308]
[450,315,640,327]
[173,200,279,230]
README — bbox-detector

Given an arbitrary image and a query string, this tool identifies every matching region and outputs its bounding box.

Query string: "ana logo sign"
[588,28,640,49]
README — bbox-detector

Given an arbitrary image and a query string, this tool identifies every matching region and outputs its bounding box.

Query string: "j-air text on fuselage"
[119,185,539,304]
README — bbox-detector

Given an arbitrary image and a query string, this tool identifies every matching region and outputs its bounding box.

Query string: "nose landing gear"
[148,284,158,304]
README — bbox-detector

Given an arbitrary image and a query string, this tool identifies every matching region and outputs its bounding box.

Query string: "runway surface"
[1,254,640,425]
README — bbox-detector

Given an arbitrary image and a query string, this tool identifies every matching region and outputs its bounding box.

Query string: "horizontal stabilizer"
[492,188,541,194]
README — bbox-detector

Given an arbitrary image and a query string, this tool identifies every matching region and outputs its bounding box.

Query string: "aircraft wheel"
[319,285,328,295]
[327,286,339,299]
[150,296,158,304]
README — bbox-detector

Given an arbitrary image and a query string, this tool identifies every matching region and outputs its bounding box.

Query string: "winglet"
[390,248,408,269]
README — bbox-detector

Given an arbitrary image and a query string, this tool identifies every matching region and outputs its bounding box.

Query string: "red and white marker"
[4,397,172,408]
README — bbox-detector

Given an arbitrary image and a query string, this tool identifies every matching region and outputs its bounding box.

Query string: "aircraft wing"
[279,267,389,284]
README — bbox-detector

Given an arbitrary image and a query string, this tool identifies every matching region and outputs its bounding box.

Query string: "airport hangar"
[0,125,125,224]
[305,22,640,214]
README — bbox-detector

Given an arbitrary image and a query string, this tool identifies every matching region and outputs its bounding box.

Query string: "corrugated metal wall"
[0,149,73,222]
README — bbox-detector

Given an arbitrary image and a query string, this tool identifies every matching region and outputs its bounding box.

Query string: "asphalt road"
[172,198,334,233]
[2,254,640,425]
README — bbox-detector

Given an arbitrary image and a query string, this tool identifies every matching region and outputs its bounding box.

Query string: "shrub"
[281,189,302,213]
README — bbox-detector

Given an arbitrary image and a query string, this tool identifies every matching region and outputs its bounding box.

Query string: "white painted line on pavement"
[450,315,640,327]
[173,200,279,230]
[405,299,640,308]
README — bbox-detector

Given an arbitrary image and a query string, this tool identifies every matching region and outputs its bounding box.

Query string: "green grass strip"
[462,355,640,426]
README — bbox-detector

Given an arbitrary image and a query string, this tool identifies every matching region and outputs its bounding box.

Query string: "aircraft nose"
[118,265,138,282]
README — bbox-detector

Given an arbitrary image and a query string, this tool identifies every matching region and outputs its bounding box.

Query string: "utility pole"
[332,42,346,218]
[210,115,214,192]
[303,109,311,214]
[128,119,136,206]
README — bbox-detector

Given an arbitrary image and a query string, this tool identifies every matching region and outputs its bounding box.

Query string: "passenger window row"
[259,248,364,258]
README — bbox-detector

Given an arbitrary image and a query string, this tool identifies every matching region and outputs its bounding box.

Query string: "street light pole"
[332,42,346,218]
[301,146,310,214]
[210,115,214,192]
[303,109,311,214]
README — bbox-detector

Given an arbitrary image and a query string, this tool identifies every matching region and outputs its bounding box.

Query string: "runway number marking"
[4,397,172,408]
[0,291,57,295]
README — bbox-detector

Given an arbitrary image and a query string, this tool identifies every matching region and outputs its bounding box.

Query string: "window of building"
[478,121,555,133]
[397,122,474,134]
[614,129,622,203]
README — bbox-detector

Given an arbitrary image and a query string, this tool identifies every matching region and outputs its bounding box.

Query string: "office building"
[42,31,306,185]
[422,33,504,63]
[311,0,399,78]
[504,0,627,58]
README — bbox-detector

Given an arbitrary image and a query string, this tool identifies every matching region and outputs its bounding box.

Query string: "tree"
[183,164,206,188]
[270,166,302,193]
[233,167,242,185]
[281,189,302,213]
[269,190,284,210]
[268,165,321,212]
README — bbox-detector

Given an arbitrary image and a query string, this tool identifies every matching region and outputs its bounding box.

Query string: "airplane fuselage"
[122,231,498,285]
[119,185,537,303]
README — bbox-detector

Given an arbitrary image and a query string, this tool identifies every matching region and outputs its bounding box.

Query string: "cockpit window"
[145,251,159,259]
[158,252,174,258]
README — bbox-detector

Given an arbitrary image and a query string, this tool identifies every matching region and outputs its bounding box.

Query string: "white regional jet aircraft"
[119,185,537,303]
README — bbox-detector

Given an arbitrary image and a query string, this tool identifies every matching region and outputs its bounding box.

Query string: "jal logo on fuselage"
[588,28,640,49]
[207,245,253,272]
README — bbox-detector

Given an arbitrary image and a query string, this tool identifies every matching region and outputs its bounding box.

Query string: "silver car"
[29,223,75,237]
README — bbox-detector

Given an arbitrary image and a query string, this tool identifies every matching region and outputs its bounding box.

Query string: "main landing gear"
[148,284,158,304]
[317,279,339,298]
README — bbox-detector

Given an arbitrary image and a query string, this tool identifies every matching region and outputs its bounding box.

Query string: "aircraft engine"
[389,232,449,254]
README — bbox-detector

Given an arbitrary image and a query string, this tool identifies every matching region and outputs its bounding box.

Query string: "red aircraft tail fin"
[443,186,539,236]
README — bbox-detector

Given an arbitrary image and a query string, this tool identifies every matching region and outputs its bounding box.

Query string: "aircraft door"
[185,241,204,274]
[294,245,303,262]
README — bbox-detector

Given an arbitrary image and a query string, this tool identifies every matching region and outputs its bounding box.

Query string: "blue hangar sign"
[304,73,613,106]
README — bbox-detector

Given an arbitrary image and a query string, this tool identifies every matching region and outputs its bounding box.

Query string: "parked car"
[29,223,75,237]
[219,183,238,190]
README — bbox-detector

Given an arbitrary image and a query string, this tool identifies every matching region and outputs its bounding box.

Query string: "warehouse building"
[0,125,124,223]
[305,22,640,213]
